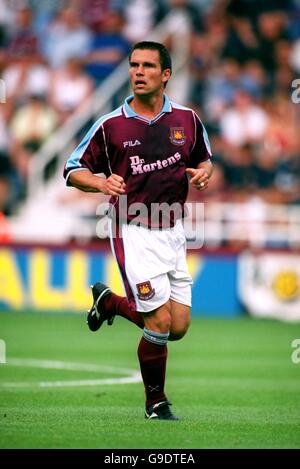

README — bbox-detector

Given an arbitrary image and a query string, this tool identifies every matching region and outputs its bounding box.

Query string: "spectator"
[220,89,269,146]
[122,0,167,43]
[7,8,40,61]
[255,11,288,73]
[84,10,131,86]
[2,55,50,105]
[43,7,91,68]
[166,0,203,33]
[49,57,94,122]
[221,16,259,64]
[10,95,58,180]
[204,59,242,121]
[76,0,111,31]
[240,60,268,99]
[222,144,257,196]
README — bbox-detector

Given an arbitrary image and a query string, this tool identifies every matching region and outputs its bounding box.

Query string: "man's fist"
[186,168,209,191]
[103,174,126,196]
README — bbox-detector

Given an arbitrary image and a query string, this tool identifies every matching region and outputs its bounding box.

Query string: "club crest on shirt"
[170,127,186,145]
[136,281,155,300]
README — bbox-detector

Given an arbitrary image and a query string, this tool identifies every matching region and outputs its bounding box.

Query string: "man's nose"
[136,65,144,75]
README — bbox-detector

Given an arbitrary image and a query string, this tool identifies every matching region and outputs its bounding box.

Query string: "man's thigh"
[168,242,193,308]
[131,273,171,313]
[111,223,176,313]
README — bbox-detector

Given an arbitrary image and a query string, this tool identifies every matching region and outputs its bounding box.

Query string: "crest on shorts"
[136,281,155,300]
[170,127,186,145]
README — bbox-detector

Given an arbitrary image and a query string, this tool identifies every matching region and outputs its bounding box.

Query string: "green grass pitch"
[0,311,299,449]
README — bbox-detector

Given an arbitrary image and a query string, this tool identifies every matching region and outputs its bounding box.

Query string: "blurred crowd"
[186,0,300,209]
[0,0,300,220]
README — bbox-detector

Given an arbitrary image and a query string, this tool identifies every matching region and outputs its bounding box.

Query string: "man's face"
[129,49,171,97]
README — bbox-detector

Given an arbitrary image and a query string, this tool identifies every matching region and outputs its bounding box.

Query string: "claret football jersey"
[64,94,212,227]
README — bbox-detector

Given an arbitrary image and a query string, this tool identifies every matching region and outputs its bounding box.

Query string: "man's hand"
[103,173,126,196]
[186,168,209,191]
[69,170,126,195]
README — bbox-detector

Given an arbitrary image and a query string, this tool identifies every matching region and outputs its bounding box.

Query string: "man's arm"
[69,170,126,196]
[186,159,213,191]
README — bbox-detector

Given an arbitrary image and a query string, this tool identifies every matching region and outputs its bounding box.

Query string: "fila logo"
[123,140,141,148]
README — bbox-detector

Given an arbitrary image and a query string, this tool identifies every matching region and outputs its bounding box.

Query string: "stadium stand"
[0,0,299,249]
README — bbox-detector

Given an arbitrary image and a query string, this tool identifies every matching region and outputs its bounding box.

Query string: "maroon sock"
[102,293,144,329]
[138,336,168,408]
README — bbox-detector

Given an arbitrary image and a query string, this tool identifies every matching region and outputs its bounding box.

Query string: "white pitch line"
[0,374,142,388]
[1,358,142,388]
[7,358,137,375]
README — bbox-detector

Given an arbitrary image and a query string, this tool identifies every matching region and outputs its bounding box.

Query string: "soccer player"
[64,41,213,420]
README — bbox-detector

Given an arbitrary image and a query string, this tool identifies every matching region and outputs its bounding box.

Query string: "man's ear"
[162,68,171,85]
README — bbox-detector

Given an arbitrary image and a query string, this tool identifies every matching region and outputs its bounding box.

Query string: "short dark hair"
[129,41,172,73]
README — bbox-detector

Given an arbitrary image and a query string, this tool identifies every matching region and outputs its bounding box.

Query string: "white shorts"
[109,220,193,313]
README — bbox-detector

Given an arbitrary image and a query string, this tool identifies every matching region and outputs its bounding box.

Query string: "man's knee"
[169,299,191,339]
[143,302,172,333]
[169,314,191,341]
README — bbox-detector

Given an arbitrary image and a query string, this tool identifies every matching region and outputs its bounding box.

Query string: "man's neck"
[130,94,165,120]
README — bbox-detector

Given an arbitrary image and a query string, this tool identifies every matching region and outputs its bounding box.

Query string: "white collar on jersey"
[123,94,172,121]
